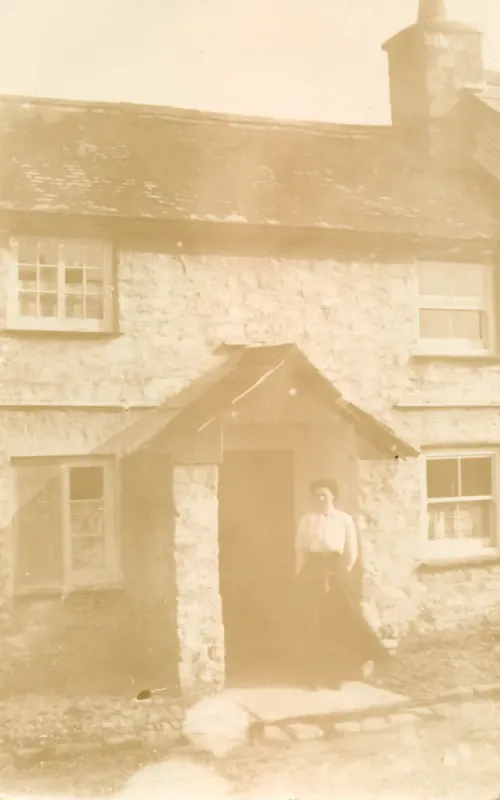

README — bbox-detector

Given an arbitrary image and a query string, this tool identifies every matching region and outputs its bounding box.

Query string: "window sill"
[417,552,500,573]
[14,583,125,600]
[62,584,126,600]
[1,327,121,341]
[411,352,500,365]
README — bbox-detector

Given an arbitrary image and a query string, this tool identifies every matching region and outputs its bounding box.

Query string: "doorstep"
[181,681,437,755]
[221,681,408,724]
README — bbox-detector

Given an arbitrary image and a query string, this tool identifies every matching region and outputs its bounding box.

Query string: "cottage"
[1,0,500,698]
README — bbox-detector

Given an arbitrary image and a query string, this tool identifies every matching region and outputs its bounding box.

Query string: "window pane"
[456,502,491,541]
[86,296,104,319]
[71,535,106,571]
[39,267,58,290]
[419,309,450,338]
[19,266,37,289]
[418,264,453,296]
[40,293,57,317]
[17,238,38,265]
[64,242,85,267]
[84,243,104,267]
[453,265,483,299]
[65,294,84,318]
[428,501,492,543]
[461,457,493,497]
[38,239,59,266]
[86,268,104,291]
[428,504,456,540]
[70,502,105,535]
[65,267,84,287]
[449,310,483,341]
[69,466,104,501]
[15,465,64,590]
[19,293,38,316]
[426,458,459,498]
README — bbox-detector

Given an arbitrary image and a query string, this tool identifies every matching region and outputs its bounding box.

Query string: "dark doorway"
[218,449,297,686]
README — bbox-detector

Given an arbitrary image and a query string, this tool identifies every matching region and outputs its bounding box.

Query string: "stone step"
[258,706,437,744]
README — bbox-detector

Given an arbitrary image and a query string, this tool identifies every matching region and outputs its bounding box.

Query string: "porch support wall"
[172,464,225,697]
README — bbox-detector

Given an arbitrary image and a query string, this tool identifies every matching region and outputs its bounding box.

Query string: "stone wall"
[0,249,418,413]
[3,247,500,418]
[418,564,500,633]
[1,590,142,695]
[0,245,499,679]
[358,457,423,640]
[0,415,179,696]
[172,465,224,698]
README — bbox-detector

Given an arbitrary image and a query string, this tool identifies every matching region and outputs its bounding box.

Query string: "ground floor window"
[424,450,498,560]
[12,457,121,593]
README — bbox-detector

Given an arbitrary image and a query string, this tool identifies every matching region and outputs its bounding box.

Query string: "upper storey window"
[8,236,114,333]
[416,262,493,356]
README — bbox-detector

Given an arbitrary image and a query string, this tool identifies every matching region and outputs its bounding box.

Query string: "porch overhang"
[103,344,419,461]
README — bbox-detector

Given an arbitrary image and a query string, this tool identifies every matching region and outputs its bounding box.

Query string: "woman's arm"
[344,515,359,572]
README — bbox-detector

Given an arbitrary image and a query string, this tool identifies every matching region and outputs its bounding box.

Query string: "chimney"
[382,0,483,151]
[418,0,446,22]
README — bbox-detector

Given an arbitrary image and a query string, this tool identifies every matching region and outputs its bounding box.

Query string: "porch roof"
[104,344,418,459]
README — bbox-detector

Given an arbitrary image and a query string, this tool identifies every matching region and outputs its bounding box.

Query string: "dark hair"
[310,478,338,497]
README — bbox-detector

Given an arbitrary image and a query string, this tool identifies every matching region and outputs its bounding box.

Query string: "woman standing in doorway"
[295,478,388,690]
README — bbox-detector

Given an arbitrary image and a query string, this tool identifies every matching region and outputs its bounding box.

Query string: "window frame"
[7,235,115,334]
[12,456,122,595]
[414,262,495,357]
[420,448,500,564]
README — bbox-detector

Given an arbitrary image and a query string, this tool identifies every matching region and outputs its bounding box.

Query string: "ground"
[1,630,500,799]
[1,700,499,799]
[374,625,500,697]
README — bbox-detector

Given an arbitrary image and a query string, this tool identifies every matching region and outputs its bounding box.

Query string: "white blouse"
[296,509,359,569]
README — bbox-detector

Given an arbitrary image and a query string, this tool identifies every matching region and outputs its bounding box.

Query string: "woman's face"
[311,486,335,514]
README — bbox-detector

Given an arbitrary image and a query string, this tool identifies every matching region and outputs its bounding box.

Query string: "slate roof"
[0,93,498,239]
[94,344,419,459]
[472,85,500,115]
[460,74,500,124]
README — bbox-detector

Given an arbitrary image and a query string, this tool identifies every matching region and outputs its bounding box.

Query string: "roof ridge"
[0,92,391,138]
[0,91,496,239]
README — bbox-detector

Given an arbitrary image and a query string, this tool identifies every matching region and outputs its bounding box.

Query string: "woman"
[295,478,388,690]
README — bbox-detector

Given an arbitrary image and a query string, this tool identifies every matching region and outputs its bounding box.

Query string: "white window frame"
[420,449,500,564]
[414,262,494,357]
[7,236,115,333]
[13,457,122,594]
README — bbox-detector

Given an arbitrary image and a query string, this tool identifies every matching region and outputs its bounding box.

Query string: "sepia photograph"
[0,0,500,797]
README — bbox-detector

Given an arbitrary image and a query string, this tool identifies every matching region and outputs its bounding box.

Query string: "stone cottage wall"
[0,413,179,696]
[0,245,499,682]
[172,464,224,697]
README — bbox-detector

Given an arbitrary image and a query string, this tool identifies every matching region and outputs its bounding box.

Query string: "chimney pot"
[418,0,447,21]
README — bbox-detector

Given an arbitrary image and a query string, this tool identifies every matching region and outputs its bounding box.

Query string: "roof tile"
[0,95,498,238]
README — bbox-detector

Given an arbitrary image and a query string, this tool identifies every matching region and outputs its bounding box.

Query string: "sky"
[0,0,499,124]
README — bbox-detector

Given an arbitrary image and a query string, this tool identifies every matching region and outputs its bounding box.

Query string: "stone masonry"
[0,245,499,688]
[172,465,225,697]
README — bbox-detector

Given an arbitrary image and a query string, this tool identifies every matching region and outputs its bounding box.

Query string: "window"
[423,451,498,560]
[416,262,493,355]
[13,458,121,593]
[8,236,114,333]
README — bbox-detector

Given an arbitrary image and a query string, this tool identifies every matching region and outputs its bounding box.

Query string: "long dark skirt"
[295,552,388,687]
